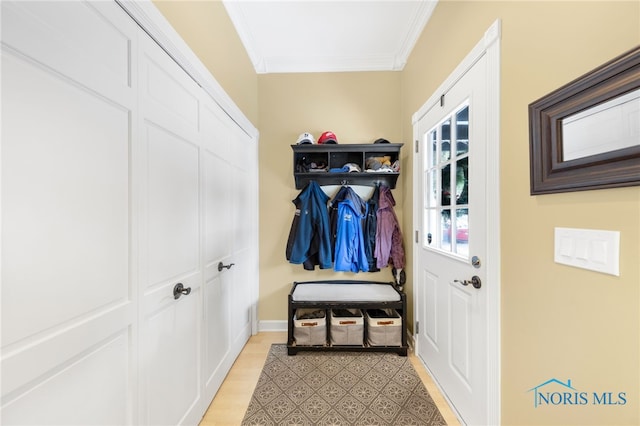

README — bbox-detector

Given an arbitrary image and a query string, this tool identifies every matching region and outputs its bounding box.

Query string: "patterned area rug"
[241,344,446,425]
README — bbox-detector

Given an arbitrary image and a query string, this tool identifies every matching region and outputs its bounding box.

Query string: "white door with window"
[413,22,501,426]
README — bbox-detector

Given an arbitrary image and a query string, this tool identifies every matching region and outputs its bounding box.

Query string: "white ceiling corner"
[222,0,438,74]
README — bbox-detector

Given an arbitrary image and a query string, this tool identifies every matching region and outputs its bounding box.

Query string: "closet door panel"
[2,0,133,103]
[138,32,203,426]
[226,129,256,351]
[145,125,200,286]
[202,102,233,269]
[203,152,234,266]
[231,128,257,254]
[1,1,137,424]
[2,333,131,426]
[201,100,234,402]
[144,288,201,426]
[201,96,257,398]
[228,249,252,342]
[203,272,231,402]
[2,50,130,347]
[140,41,200,144]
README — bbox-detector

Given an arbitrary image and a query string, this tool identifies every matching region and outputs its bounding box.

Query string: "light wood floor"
[200,331,460,425]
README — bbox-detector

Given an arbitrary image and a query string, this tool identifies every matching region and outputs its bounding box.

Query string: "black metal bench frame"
[287,280,408,356]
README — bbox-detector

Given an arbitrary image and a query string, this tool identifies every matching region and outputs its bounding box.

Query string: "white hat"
[296,132,315,145]
[344,163,362,172]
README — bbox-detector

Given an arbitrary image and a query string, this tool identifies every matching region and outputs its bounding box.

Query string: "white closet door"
[201,97,256,402]
[137,32,203,426]
[227,125,257,350]
[1,2,138,425]
[2,2,259,425]
[202,99,234,402]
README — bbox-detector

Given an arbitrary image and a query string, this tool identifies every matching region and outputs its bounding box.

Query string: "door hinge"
[440,93,445,107]
[415,230,419,243]
[415,321,419,334]
[415,139,419,153]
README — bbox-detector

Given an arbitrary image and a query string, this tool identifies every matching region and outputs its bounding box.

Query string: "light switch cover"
[554,227,620,276]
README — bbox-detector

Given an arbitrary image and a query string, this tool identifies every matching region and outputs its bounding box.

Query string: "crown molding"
[223,0,439,74]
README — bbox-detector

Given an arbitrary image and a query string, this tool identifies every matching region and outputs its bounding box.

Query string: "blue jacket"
[329,186,367,260]
[286,181,332,270]
[334,197,369,273]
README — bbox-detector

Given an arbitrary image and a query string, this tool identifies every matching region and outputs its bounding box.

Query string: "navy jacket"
[286,181,332,270]
[363,185,380,272]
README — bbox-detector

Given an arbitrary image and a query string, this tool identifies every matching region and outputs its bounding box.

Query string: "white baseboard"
[258,320,287,332]
[406,329,415,352]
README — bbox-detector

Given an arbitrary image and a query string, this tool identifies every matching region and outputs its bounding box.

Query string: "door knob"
[217,262,235,272]
[173,283,191,299]
[454,276,482,289]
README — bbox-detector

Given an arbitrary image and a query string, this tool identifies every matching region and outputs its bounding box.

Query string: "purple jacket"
[374,186,405,269]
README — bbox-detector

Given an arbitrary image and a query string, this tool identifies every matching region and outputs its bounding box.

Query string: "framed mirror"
[529,46,640,195]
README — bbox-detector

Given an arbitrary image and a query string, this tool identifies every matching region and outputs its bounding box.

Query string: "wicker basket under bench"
[287,280,408,356]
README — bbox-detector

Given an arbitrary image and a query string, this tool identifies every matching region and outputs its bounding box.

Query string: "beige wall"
[402,1,639,424]
[257,72,405,320]
[157,1,639,424]
[153,0,258,124]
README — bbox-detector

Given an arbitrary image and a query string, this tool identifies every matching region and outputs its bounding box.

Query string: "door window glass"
[441,119,451,161]
[429,129,438,167]
[423,103,470,258]
[456,106,469,155]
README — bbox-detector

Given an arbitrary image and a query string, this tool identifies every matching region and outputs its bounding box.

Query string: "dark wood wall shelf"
[292,143,403,189]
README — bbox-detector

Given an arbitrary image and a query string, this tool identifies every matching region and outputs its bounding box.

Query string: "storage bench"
[287,280,408,356]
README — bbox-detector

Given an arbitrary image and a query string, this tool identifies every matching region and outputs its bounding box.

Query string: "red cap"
[318,131,338,144]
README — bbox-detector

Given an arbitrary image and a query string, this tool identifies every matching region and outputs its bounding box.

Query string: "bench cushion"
[291,283,400,303]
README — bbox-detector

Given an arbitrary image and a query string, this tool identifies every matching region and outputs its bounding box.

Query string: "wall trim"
[412,18,502,426]
[395,0,438,70]
[484,19,502,426]
[258,320,287,332]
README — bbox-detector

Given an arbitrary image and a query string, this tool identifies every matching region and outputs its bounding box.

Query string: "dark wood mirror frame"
[529,46,640,195]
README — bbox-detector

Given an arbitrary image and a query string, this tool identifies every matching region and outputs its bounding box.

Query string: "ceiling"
[222,1,438,74]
